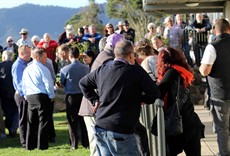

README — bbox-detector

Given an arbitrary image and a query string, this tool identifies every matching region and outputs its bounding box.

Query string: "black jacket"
[80,60,160,134]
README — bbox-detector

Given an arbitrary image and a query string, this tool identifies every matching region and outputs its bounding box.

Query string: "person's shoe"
[49,138,56,143]
[9,131,17,138]
[0,134,7,141]
[70,146,77,150]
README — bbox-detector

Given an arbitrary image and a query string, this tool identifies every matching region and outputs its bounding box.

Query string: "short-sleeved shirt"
[201,44,216,65]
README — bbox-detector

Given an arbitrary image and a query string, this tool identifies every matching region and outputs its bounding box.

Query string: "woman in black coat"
[156,46,205,156]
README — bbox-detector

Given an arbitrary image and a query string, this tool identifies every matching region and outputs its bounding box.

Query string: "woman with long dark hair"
[156,46,205,156]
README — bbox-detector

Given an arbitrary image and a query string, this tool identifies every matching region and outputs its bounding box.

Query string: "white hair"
[31,35,40,42]
[2,50,13,61]
[147,23,155,30]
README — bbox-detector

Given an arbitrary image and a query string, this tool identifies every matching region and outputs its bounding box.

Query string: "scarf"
[171,64,194,87]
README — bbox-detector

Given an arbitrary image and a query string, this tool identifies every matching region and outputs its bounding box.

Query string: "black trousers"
[1,97,19,133]
[48,101,56,141]
[14,93,28,148]
[26,93,52,150]
[167,127,202,156]
[66,93,89,148]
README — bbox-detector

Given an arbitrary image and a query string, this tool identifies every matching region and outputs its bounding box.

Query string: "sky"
[0,0,107,9]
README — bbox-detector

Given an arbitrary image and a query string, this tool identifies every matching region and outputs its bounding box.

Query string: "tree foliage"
[107,0,161,41]
[65,0,103,34]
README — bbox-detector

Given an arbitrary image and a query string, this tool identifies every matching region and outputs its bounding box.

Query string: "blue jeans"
[95,126,140,156]
[210,99,230,156]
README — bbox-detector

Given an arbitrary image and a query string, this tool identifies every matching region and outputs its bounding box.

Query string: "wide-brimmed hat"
[19,28,28,34]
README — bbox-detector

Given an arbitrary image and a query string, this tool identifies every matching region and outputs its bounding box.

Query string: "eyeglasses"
[21,33,27,35]
[8,40,13,43]
[124,25,129,27]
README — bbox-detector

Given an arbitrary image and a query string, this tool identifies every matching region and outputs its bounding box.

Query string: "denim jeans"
[95,126,140,156]
[210,99,230,156]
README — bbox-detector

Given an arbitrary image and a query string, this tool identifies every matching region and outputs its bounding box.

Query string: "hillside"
[0,3,116,47]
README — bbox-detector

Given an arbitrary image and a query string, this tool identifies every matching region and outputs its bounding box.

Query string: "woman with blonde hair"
[135,38,158,81]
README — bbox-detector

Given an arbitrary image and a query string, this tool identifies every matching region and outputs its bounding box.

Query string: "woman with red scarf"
[157,46,205,156]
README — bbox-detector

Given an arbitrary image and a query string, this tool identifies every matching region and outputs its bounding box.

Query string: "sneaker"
[70,146,77,150]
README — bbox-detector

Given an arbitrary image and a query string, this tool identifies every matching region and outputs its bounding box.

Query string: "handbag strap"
[175,76,181,115]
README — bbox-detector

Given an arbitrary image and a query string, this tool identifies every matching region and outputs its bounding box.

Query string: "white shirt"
[16,38,32,47]
[201,44,216,65]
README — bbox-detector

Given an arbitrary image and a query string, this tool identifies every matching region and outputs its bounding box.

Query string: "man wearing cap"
[78,33,124,156]
[121,20,135,43]
[115,21,124,34]
[163,16,183,50]
[4,36,18,60]
[16,28,32,48]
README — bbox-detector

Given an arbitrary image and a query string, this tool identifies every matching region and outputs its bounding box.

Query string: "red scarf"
[171,65,194,87]
[162,65,193,109]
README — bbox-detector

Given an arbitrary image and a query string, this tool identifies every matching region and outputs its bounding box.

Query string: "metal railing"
[140,98,166,156]
[182,29,209,66]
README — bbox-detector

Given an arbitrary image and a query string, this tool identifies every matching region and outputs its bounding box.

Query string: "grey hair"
[114,40,133,58]
[99,37,107,52]
[2,50,13,61]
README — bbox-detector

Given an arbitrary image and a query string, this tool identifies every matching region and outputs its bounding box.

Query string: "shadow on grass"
[0,127,85,150]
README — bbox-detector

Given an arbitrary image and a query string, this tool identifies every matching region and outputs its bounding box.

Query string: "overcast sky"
[0,0,107,9]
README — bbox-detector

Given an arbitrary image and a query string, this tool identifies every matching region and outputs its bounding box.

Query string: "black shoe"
[9,131,17,138]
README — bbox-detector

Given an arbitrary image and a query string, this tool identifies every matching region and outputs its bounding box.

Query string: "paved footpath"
[179,105,218,156]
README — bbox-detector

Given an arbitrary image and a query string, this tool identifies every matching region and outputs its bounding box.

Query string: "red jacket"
[37,40,58,63]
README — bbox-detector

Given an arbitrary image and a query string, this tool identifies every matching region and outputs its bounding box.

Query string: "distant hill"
[0,3,118,47]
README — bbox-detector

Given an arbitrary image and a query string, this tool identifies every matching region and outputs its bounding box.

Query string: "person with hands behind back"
[79,40,160,156]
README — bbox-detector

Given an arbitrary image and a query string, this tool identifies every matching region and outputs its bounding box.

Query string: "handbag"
[151,76,183,136]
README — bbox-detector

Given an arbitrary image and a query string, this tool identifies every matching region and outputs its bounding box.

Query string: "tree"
[66,0,103,34]
[107,0,161,41]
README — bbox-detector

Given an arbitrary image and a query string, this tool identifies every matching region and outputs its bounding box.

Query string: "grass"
[0,112,90,156]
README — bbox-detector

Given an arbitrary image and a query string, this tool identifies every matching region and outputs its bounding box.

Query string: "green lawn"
[0,112,90,156]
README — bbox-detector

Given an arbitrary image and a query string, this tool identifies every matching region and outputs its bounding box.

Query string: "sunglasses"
[8,40,13,43]
[21,33,27,35]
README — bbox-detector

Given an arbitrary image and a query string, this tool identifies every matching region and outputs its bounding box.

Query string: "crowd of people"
[0,13,229,156]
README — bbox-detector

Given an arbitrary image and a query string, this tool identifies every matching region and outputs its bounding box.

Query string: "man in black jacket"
[79,40,160,155]
[200,18,230,156]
